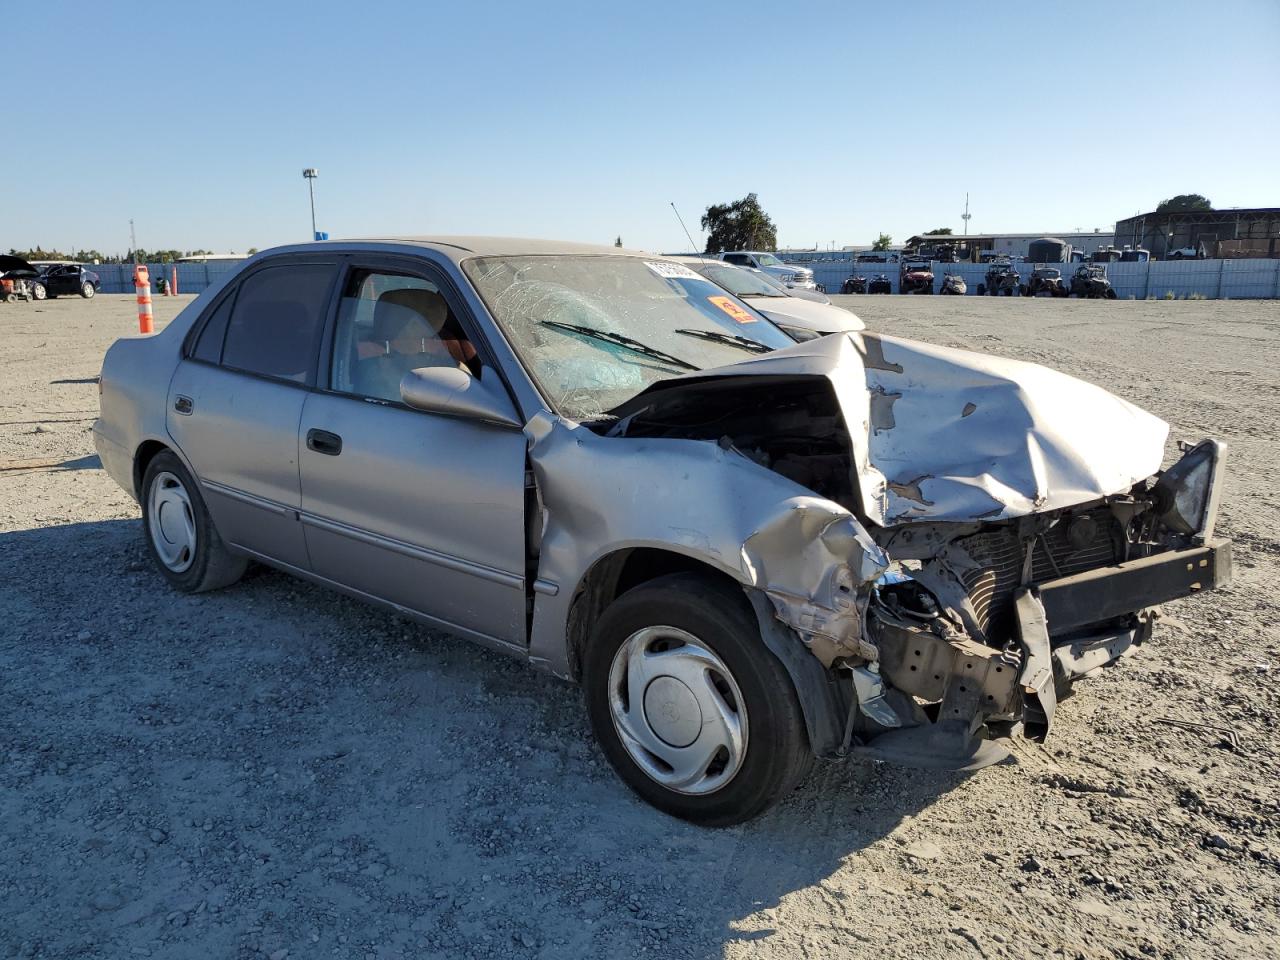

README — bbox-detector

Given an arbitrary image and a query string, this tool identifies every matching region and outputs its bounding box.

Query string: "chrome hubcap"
[607,626,748,796]
[148,471,196,572]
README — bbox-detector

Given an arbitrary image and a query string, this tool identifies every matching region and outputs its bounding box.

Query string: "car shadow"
[2,518,965,958]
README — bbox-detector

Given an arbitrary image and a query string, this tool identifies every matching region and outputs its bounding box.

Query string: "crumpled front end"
[597,333,1233,768]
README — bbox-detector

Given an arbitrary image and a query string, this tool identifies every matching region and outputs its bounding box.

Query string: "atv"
[1026,266,1068,298]
[1070,264,1117,299]
[940,273,967,295]
[976,259,1021,296]
[840,275,868,294]
[868,274,892,294]
[899,258,934,295]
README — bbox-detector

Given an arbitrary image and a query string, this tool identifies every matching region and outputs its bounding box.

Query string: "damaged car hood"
[613,332,1169,527]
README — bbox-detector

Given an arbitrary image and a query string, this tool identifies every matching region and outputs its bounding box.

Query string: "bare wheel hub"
[643,675,702,748]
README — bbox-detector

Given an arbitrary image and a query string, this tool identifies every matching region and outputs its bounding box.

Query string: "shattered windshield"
[464,255,795,420]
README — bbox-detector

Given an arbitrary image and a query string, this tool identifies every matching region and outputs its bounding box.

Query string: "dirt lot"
[2,292,1277,960]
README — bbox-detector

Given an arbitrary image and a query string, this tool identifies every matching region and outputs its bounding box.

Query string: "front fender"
[523,412,887,679]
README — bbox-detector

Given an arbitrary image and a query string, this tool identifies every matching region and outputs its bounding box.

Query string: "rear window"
[219,264,335,384]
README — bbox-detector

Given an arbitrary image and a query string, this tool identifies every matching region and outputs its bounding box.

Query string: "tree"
[613,237,622,248]
[247,247,259,255]
[923,227,953,236]
[1156,194,1212,213]
[872,233,893,251]
[700,193,777,253]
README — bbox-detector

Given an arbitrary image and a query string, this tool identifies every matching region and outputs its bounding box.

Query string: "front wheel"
[141,450,248,592]
[1105,288,1118,299]
[30,282,46,301]
[80,282,96,298]
[584,574,812,826]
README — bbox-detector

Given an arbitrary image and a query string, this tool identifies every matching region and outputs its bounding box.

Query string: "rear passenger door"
[168,256,340,570]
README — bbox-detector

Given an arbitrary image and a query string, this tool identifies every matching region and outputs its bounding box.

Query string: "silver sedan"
[95,237,1232,824]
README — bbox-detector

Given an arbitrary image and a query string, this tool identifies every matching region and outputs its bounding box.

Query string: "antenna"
[670,202,709,261]
[961,193,971,237]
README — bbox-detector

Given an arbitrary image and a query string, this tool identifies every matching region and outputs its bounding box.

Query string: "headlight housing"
[1152,439,1225,539]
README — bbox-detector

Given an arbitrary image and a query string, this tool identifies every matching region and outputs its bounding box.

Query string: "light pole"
[302,168,319,240]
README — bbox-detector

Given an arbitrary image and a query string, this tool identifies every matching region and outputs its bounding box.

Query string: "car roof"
[667,255,726,267]
[316,236,661,264]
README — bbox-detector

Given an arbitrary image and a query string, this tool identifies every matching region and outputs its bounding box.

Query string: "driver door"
[297,259,530,648]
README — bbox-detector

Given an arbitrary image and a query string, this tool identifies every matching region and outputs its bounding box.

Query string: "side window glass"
[191,292,235,363]
[330,269,481,404]
[220,264,334,384]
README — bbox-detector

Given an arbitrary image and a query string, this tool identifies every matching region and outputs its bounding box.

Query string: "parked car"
[855,251,899,265]
[867,273,892,294]
[840,275,868,294]
[716,251,817,291]
[939,273,967,295]
[750,268,830,303]
[671,257,863,340]
[1070,264,1118,299]
[899,258,934,295]
[30,262,101,300]
[0,255,39,302]
[95,237,1232,825]
[1166,245,1203,261]
[1025,267,1068,298]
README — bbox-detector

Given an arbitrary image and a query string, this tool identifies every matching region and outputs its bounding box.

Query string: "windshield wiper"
[674,328,773,354]
[539,320,699,372]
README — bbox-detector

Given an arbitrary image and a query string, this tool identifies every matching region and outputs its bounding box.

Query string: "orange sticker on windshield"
[708,295,756,324]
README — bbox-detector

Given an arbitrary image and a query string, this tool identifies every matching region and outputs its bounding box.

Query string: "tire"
[30,282,46,301]
[1105,289,1118,299]
[976,284,985,296]
[140,450,248,593]
[583,573,813,826]
[80,282,96,298]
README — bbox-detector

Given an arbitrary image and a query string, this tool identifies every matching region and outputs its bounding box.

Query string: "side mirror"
[399,366,522,428]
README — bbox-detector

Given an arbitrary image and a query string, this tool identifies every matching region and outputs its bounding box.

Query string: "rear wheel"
[584,574,812,826]
[80,282,96,298]
[141,450,247,592]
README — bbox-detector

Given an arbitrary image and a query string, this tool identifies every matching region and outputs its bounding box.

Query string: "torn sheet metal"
[615,332,1170,528]
[523,412,887,677]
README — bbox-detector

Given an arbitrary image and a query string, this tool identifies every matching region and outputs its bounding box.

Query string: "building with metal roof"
[1113,208,1280,259]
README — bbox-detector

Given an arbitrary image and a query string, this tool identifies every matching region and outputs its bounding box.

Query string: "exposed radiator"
[957,508,1122,640]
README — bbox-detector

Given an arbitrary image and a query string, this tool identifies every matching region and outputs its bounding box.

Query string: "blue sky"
[5,0,1278,255]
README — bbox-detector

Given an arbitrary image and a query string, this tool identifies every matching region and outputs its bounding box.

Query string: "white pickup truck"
[717,251,818,291]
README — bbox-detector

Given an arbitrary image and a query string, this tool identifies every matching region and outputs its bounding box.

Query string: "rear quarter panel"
[94,291,224,499]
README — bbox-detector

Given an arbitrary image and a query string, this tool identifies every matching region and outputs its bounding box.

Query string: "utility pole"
[130,219,137,263]
[961,193,971,237]
[302,168,319,240]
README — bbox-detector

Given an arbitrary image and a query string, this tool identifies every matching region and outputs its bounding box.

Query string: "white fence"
[84,256,1280,299]
[87,260,244,295]
[811,257,1280,298]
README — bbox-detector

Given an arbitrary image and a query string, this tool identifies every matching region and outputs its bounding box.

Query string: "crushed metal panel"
[619,332,1170,527]
[523,412,887,678]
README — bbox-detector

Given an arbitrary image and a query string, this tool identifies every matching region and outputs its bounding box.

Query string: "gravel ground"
[2,292,1277,960]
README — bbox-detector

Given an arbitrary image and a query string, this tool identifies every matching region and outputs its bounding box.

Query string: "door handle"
[306,428,343,456]
[174,395,194,415]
